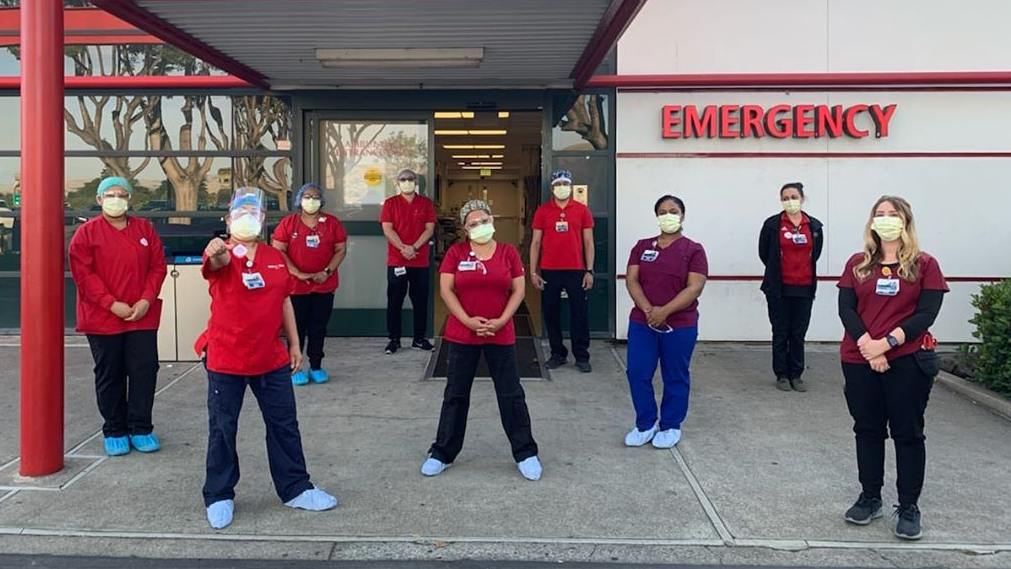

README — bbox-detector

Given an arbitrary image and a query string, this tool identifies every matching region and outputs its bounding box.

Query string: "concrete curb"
[935,370,1011,421]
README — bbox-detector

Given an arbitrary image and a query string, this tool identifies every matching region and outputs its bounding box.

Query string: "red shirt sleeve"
[379,199,394,223]
[919,254,949,291]
[582,204,595,229]
[506,245,525,278]
[201,254,226,281]
[425,199,437,223]
[837,255,860,288]
[271,215,293,244]
[627,240,644,267]
[68,224,116,310]
[688,243,709,276]
[141,223,168,303]
[439,243,460,274]
[532,205,546,230]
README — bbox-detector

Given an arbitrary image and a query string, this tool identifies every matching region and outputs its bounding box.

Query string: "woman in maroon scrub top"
[837,196,947,541]
[419,200,542,481]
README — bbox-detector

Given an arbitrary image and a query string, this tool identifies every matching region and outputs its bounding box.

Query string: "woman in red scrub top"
[69,176,167,457]
[272,182,348,385]
[195,188,337,530]
[623,195,708,450]
[837,196,947,541]
[419,200,542,481]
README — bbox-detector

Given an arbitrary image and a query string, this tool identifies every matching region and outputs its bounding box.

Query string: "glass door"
[307,112,434,336]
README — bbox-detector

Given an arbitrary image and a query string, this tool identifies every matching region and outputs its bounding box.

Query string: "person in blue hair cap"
[530,168,595,373]
[68,176,168,457]
[272,183,348,385]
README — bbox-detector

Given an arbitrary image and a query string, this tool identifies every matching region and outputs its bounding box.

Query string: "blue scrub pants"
[626,321,698,431]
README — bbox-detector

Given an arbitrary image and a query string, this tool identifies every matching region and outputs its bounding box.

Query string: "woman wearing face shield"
[195,188,337,530]
[272,183,348,385]
[68,176,168,457]
[623,195,708,449]
[420,200,542,481]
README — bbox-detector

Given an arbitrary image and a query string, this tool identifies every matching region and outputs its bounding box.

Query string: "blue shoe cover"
[420,457,449,476]
[308,368,329,383]
[207,499,234,529]
[129,433,161,453]
[284,487,337,511]
[104,436,130,456]
[517,456,542,481]
[291,370,309,385]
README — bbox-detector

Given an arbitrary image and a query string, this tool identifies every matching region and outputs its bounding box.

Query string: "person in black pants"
[837,195,947,541]
[759,182,824,392]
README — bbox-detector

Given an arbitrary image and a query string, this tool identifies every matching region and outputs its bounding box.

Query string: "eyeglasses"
[464,217,492,231]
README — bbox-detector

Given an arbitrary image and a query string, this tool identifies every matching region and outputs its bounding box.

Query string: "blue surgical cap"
[294,183,325,209]
[550,169,572,184]
[96,176,133,196]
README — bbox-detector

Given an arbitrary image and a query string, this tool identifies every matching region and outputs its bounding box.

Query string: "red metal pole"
[20,0,64,476]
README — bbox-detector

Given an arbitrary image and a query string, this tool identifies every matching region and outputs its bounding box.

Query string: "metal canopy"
[94,0,645,90]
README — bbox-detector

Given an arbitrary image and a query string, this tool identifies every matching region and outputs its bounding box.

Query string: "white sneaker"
[624,423,658,447]
[421,457,449,476]
[651,428,681,449]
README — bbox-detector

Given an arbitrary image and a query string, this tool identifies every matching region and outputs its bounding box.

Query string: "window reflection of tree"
[558,94,608,150]
[233,96,292,210]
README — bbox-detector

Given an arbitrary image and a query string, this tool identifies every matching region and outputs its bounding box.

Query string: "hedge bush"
[960,279,1011,396]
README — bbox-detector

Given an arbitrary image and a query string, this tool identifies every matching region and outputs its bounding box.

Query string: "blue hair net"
[96,176,133,196]
[550,169,572,184]
[293,183,325,209]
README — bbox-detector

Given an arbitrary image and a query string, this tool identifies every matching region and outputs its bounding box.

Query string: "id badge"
[555,221,569,232]
[242,272,266,290]
[792,233,808,244]
[875,278,899,296]
[306,234,320,248]
[640,249,659,262]
[394,267,407,277]
[458,261,477,271]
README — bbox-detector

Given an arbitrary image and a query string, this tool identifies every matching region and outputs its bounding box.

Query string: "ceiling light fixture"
[434,112,475,119]
[434,130,507,136]
[497,112,510,118]
[316,47,484,68]
[462,165,503,170]
[443,144,505,150]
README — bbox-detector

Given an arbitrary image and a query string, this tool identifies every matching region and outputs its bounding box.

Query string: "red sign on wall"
[661,104,897,139]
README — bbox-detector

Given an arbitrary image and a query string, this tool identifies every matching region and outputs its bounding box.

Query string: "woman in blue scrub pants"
[623,195,708,449]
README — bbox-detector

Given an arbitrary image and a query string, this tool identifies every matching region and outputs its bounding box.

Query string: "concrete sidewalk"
[0,338,1009,568]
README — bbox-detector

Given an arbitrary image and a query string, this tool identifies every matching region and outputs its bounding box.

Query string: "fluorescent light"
[434,130,507,136]
[443,144,505,150]
[470,162,503,166]
[434,112,475,119]
[498,112,510,118]
[468,130,507,135]
[316,47,484,68]
[491,154,504,158]
[462,166,502,170]
[474,144,505,149]
[434,130,470,136]
[451,154,490,159]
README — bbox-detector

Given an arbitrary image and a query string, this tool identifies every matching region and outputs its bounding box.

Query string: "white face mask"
[230,214,262,241]
[301,198,321,214]
[553,184,572,201]
[398,180,417,194]
[657,213,682,234]
[101,196,129,217]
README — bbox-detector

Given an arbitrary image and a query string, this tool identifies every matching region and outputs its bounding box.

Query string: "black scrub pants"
[386,266,429,341]
[86,330,159,438]
[428,342,539,464]
[765,292,814,379]
[290,292,335,370]
[203,364,314,507]
[842,352,935,506]
[541,269,590,363]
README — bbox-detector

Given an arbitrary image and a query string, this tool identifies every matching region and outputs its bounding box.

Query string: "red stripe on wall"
[587,71,1011,88]
[615,274,1005,282]
[615,86,1011,93]
[617,152,1011,159]
[0,75,254,90]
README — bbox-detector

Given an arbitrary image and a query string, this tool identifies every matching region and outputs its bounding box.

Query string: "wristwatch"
[585,270,594,275]
[324,268,332,276]
[886,334,899,348]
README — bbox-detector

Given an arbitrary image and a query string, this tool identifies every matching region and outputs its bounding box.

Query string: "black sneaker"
[844,493,884,525]
[790,377,808,392]
[893,503,923,540]
[544,356,566,370]
[384,339,400,355]
[776,377,792,391]
[411,338,434,352]
[575,360,592,373]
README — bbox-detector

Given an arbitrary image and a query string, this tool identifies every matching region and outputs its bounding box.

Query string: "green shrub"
[960,280,1011,396]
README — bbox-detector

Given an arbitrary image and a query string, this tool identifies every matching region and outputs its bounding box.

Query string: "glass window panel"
[0,97,17,150]
[553,94,609,151]
[0,45,18,75]
[234,95,293,151]
[332,235,393,309]
[552,155,610,213]
[64,44,226,77]
[320,120,428,221]
[233,156,292,212]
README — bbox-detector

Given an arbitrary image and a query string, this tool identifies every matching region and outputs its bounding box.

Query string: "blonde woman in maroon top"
[837,196,947,541]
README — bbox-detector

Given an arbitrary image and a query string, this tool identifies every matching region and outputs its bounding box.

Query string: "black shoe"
[893,503,923,540]
[545,356,566,370]
[775,377,792,392]
[384,339,400,355]
[844,493,884,525]
[790,377,808,392]
[411,338,434,351]
[576,360,592,373]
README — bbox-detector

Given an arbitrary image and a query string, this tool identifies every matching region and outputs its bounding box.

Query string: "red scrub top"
[195,242,295,376]
[532,199,594,270]
[271,213,347,295]
[68,215,167,335]
[779,212,814,286]
[837,253,948,364]
[379,194,436,268]
[627,236,709,329]
[439,241,525,346]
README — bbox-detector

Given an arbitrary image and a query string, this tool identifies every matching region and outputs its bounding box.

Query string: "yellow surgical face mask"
[782,198,802,215]
[101,196,129,217]
[872,216,904,242]
[301,198,321,214]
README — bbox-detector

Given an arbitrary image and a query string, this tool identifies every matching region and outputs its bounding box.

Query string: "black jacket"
[759,213,824,298]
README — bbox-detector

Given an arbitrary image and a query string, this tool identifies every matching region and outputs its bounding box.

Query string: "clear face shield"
[228,188,265,241]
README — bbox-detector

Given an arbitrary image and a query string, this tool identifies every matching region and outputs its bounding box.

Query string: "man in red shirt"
[68,176,168,457]
[379,168,436,354]
[530,169,595,372]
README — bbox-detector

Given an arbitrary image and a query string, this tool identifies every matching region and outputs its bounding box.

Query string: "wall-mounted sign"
[364,168,382,185]
[573,184,588,205]
[662,104,897,139]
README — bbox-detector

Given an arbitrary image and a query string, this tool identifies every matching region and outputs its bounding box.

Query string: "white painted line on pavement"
[59,457,107,491]
[0,490,18,505]
[0,486,60,492]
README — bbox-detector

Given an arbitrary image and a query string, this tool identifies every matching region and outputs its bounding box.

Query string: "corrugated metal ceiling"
[136,0,613,88]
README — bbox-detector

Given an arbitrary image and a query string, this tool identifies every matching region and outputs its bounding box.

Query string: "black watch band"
[324,268,332,275]
[886,334,899,348]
